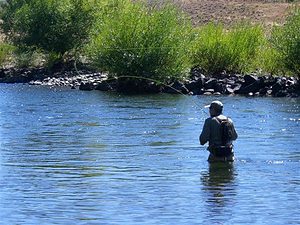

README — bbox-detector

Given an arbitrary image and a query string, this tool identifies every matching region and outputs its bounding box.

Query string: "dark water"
[0,84,299,225]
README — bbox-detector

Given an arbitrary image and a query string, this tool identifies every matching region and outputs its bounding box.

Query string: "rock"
[190,67,204,78]
[244,74,258,85]
[285,77,299,95]
[232,83,242,92]
[185,77,205,94]
[225,86,235,94]
[286,78,296,87]
[263,76,277,87]
[220,78,235,85]
[79,82,95,91]
[214,83,226,94]
[117,79,161,94]
[29,80,42,85]
[202,88,215,95]
[271,80,285,96]
[1,65,299,97]
[259,87,268,96]
[95,81,113,91]
[164,81,189,94]
[236,80,261,95]
[203,91,213,95]
[258,76,266,86]
[204,78,218,90]
[274,90,288,97]
[0,69,6,78]
[205,88,215,93]
[145,82,162,93]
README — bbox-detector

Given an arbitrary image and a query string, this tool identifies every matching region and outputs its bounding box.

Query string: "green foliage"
[13,48,39,68]
[191,23,264,75]
[1,0,299,81]
[0,43,15,66]
[1,0,95,56]
[271,7,300,76]
[86,0,192,83]
[255,44,282,75]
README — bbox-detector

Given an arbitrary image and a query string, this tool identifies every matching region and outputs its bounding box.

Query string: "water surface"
[0,84,299,224]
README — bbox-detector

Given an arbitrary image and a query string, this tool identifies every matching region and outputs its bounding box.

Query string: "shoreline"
[0,67,299,98]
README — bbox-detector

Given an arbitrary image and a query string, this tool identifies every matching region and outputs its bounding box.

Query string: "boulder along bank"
[0,67,299,97]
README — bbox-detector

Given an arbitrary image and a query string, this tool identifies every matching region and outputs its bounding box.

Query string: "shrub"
[0,43,15,66]
[271,7,300,76]
[0,0,95,60]
[255,44,282,75]
[12,46,47,68]
[191,23,264,75]
[86,0,192,84]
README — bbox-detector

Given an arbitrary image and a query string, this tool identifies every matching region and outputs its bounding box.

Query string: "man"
[200,100,238,162]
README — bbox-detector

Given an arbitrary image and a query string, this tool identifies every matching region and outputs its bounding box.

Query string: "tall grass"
[191,23,264,75]
[86,0,192,83]
[271,7,300,76]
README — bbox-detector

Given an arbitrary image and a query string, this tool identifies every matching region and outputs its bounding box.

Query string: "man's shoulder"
[227,117,234,123]
[214,115,235,126]
[205,117,214,123]
[216,115,227,120]
[216,115,234,122]
[208,117,222,126]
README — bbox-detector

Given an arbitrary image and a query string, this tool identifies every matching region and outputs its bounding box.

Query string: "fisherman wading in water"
[200,100,238,162]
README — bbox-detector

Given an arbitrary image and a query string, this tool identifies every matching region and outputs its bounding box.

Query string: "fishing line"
[73,54,209,117]
[73,55,210,151]
[94,46,184,51]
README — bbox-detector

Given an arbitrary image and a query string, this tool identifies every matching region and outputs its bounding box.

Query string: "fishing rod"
[104,74,209,117]
[73,54,209,116]
[73,54,209,151]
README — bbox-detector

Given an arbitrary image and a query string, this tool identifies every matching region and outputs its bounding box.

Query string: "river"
[0,84,299,225]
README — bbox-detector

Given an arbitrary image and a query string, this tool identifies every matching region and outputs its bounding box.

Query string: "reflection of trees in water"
[201,162,237,220]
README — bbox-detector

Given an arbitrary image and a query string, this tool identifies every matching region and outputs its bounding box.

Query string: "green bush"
[255,44,282,75]
[271,7,300,76]
[86,0,192,84]
[0,43,15,66]
[12,47,46,68]
[0,0,95,59]
[191,23,264,75]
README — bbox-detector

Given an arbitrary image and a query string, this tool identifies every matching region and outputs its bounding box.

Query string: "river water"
[0,84,299,225]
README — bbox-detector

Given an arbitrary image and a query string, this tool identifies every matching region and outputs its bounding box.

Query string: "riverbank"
[0,67,298,97]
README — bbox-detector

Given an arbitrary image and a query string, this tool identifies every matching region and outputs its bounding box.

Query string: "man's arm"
[229,118,238,141]
[232,125,238,141]
[199,119,210,145]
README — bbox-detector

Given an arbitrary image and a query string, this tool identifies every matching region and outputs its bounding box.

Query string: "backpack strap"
[215,116,228,124]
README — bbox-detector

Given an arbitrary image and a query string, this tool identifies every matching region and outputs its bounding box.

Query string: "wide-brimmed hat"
[204,100,223,110]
